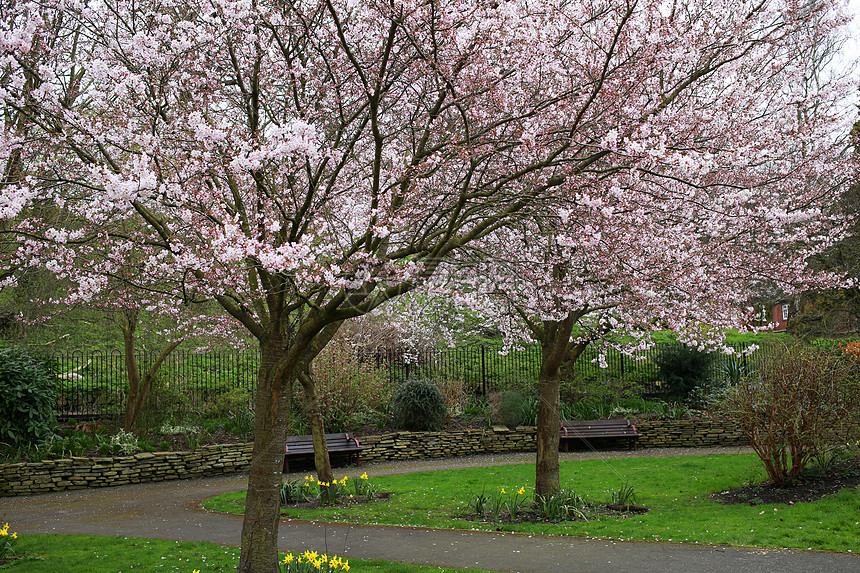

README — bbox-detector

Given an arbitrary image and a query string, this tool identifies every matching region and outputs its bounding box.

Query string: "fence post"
[481,346,487,398]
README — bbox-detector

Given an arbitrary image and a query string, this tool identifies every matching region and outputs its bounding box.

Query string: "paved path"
[1,447,857,573]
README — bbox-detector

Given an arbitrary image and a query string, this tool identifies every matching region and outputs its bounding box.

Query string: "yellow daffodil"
[11,533,17,539]
[339,478,348,486]
[360,472,368,480]
[517,487,526,495]
[192,570,200,573]
[282,553,295,564]
[342,560,350,571]
[500,487,506,494]
[303,549,319,562]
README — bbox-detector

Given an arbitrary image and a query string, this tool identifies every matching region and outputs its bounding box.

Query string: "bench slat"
[283,432,363,473]
[559,419,639,451]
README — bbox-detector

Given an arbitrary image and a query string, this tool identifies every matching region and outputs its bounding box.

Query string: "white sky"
[843,0,860,70]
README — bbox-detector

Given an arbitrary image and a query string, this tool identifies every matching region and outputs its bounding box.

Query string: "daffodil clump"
[0,523,19,562]
[280,550,350,572]
[281,472,378,506]
[473,486,529,522]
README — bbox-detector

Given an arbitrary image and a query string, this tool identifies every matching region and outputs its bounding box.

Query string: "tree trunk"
[535,358,561,497]
[534,313,585,498]
[120,308,183,431]
[121,309,142,431]
[238,336,294,573]
[298,368,334,485]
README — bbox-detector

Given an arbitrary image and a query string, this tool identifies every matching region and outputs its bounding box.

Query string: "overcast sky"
[840,0,859,78]
[844,0,860,66]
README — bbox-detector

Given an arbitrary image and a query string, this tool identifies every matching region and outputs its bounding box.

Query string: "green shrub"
[390,379,447,431]
[203,386,254,436]
[135,377,191,431]
[654,344,713,401]
[205,386,252,417]
[109,429,140,455]
[499,389,536,426]
[0,346,58,447]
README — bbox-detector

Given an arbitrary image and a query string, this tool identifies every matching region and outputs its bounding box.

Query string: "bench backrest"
[285,432,361,454]
[560,419,639,437]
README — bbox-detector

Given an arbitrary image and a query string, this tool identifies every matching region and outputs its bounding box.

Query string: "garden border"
[0,419,747,496]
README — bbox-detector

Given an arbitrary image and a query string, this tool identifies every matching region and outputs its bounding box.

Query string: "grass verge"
[3,534,500,573]
[204,454,860,552]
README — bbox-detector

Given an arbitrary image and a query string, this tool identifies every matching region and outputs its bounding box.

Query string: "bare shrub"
[723,344,860,487]
[435,378,469,422]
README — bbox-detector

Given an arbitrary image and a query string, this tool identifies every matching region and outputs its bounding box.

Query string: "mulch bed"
[710,456,860,505]
[279,492,391,513]
[461,504,650,525]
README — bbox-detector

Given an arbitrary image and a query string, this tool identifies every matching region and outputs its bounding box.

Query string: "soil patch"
[279,492,391,513]
[462,504,650,525]
[710,456,860,505]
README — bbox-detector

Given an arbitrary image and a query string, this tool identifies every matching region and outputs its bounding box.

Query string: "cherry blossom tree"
[443,1,858,496]
[2,0,857,570]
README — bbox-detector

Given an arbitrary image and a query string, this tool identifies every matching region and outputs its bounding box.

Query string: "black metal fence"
[367,343,767,396]
[53,349,260,419]
[51,343,773,420]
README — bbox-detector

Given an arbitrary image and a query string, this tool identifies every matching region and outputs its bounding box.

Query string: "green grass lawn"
[204,454,860,552]
[4,535,500,573]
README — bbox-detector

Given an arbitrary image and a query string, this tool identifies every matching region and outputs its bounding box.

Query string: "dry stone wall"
[0,444,253,497]
[1,419,746,496]
[633,419,748,448]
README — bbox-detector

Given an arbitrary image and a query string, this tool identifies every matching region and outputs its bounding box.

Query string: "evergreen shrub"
[0,346,58,447]
[390,379,447,431]
[654,344,713,401]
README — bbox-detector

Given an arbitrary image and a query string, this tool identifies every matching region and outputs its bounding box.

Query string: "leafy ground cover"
[204,454,860,552]
[2,534,500,573]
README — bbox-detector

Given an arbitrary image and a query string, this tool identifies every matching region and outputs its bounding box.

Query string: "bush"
[203,386,254,436]
[0,346,58,447]
[654,344,713,401]
[135,377,191,432]
[722,344,860,487]
[390,379,447,431]
[301,342,394,432]
[498,389,536,426]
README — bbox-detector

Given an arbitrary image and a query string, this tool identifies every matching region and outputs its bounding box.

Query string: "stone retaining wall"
[633,419,748,448]
[358,427,537,463]
[1,419,747,496]
[0,444,253,497]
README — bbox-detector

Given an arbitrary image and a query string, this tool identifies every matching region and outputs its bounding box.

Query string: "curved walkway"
[1,447,857,573]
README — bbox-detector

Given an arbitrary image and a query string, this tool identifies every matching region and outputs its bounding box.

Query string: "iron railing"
[51,343,773,419]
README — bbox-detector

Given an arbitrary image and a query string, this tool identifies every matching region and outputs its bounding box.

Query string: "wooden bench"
[283,432,363,473]
[559,419,640,451]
